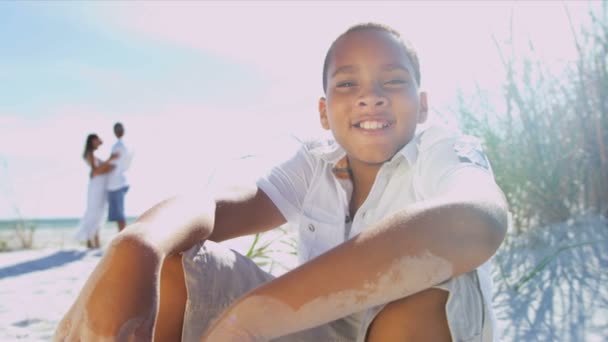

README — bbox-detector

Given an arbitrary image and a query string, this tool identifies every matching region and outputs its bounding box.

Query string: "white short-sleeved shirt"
[107,139,133,191]
[257,124,499,339]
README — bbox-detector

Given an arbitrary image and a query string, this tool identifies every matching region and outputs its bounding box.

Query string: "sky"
[0,1,595,219]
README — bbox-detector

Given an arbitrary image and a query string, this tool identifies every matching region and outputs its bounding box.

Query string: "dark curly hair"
[321,23,421,94]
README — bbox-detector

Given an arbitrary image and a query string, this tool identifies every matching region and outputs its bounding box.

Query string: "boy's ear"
[418,91,429,123]
[319,97,331,130]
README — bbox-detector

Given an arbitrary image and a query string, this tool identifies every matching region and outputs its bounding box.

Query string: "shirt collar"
[309,131,421,179]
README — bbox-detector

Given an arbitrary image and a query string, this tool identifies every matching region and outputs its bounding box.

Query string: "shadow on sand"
[493,215,608,341]
[0,249,102,279]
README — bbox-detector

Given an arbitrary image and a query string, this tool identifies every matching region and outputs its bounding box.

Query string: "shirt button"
[308,224,315,232]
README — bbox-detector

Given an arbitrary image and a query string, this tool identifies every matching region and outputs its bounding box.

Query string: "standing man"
[107,122,132,232]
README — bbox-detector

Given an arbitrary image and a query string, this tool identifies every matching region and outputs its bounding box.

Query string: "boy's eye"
[336,81,357,88]
[385,79,408,86]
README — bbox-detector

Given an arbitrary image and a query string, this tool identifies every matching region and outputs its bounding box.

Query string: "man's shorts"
[181,241,494,341]
[107,186,129,222]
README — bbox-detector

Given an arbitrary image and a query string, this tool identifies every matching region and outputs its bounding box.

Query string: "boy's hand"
[54,236,162,341]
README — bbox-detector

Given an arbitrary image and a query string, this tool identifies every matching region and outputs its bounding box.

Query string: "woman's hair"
[83,133,99,159]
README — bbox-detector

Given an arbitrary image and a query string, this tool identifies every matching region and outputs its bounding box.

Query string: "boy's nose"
[357,86,387,107]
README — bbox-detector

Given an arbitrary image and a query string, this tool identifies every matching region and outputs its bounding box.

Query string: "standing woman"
[74,134,117,248]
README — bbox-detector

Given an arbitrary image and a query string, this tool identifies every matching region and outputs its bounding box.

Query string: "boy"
[55,23,507,341]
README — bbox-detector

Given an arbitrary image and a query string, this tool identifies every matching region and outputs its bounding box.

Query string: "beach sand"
[1,216,606,341]
[0,224,295,341]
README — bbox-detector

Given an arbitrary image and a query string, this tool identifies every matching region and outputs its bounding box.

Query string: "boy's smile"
[352,116,393,135]
[319,28,428,166]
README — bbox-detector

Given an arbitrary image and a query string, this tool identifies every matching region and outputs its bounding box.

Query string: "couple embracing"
[74,122,132,249]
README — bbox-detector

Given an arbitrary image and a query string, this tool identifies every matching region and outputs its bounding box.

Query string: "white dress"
[74,157,109,242]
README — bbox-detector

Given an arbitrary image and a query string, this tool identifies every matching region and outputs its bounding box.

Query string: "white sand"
[1,216,606,341]
[0,224,296,341]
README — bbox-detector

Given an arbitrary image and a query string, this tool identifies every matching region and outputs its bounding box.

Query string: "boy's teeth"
[359,121,388,130]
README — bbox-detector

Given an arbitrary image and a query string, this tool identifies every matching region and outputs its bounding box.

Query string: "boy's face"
[319,29,427,165]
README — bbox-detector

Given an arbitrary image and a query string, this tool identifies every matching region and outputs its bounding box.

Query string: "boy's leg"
[180,241,277,341]
[362,271,487,342]
[154,242,269,342]
[365,288,450,342]
[177,240,360,341]
[155,254,187,342]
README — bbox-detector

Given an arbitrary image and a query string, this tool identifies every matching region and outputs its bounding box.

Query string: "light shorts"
[108,186,129,222]
[181,241,493,342]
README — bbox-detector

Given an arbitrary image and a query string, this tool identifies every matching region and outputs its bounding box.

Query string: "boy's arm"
[129,185,286,256]
[54,184,286,341]
[204,168,508,341]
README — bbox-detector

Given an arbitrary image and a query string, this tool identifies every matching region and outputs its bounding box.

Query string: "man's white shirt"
[107,139,132,191]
